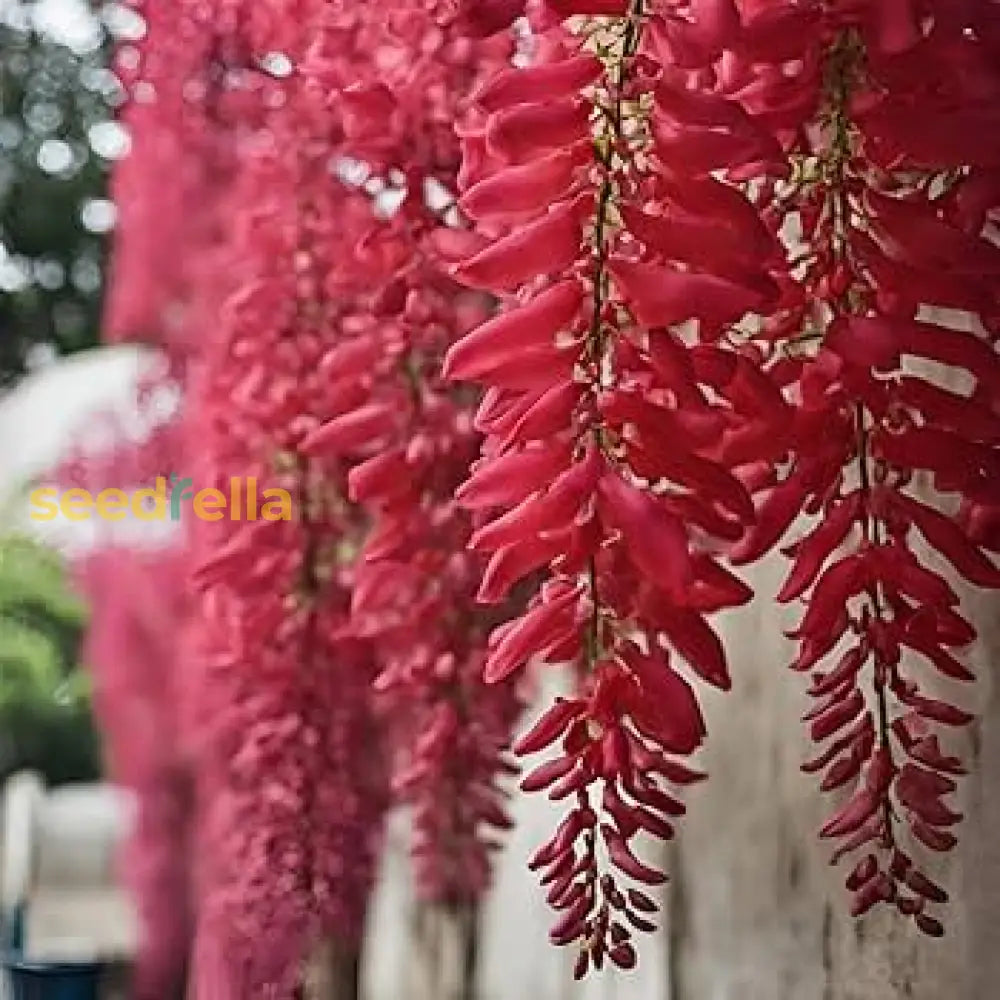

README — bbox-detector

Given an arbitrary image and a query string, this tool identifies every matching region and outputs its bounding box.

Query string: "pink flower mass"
[71,0,999,993]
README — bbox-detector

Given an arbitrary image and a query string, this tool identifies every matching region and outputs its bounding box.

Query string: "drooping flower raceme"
[178,6,389,996]
[57,384,193,1000]
[717,0,1000,934]
[300,0,527,907]
[446,0,793,973]
[77,546,194,1000]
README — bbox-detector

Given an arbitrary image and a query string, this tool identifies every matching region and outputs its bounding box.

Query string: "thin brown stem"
[828,33,895,847]
[582,1,645,670]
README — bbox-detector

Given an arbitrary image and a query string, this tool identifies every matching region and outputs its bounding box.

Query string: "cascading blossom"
[336,225,524,905]
[77,547,193,1000]
[168,5,389,996]
[51,346,194,1000]
[713,0,1000,935]
[299,0,527,908]
[85,4,234,992]
[445,0,791,973]
[104,0,231,356]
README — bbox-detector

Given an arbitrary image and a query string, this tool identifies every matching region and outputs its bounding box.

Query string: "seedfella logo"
[30,475,293,523]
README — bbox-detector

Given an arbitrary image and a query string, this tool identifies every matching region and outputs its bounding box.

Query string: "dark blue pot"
[2,957,102,1000]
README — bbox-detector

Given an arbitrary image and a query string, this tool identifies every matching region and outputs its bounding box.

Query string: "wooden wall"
[363,564,998,1000]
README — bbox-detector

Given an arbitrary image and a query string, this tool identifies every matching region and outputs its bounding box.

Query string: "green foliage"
[0,0,121,386]
[0,534,101,784]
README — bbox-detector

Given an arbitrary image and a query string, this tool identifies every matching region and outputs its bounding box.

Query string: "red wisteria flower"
[445,0,789,972]
[719,0,1000,935]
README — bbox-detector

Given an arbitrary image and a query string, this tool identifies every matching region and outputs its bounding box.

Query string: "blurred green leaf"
[0,533,101,783]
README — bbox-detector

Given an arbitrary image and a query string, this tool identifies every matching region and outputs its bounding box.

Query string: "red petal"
[484,587,581,682]
[348,448,411,504]
[454,198,585,293]
[459,440,573,510]
[825,315,901,370]
[602,826,668,885]
[820,788,879,839]
[810,689,864,743]
[656,608,730,690]
[896,494,1000,589]
[486,99,591,163]
[478,535,565,603]
[299,403,395,457]
[515,699,585,755]
[474,54,603,112]
[597,470,691,597]
[778,492,862,603]
[460,146,587,223]
[730,474,810,564]
[444,279,583,381]
[621,643,706,754]
[609,257,771,336]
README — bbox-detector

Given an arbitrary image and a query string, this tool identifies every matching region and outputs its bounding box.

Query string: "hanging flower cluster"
[296,0,527,906]
[181,11,390,996]
[333,220,523,905]
[77,546,193,1000]
[53,352,194,1000]
[716,0,1000,935]
[104,0,223,356]
[99,1,390,995]
[446,0,789,973]
[87,4,266,985]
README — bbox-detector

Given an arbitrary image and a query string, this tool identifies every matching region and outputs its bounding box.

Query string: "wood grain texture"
[665,518,998,999]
